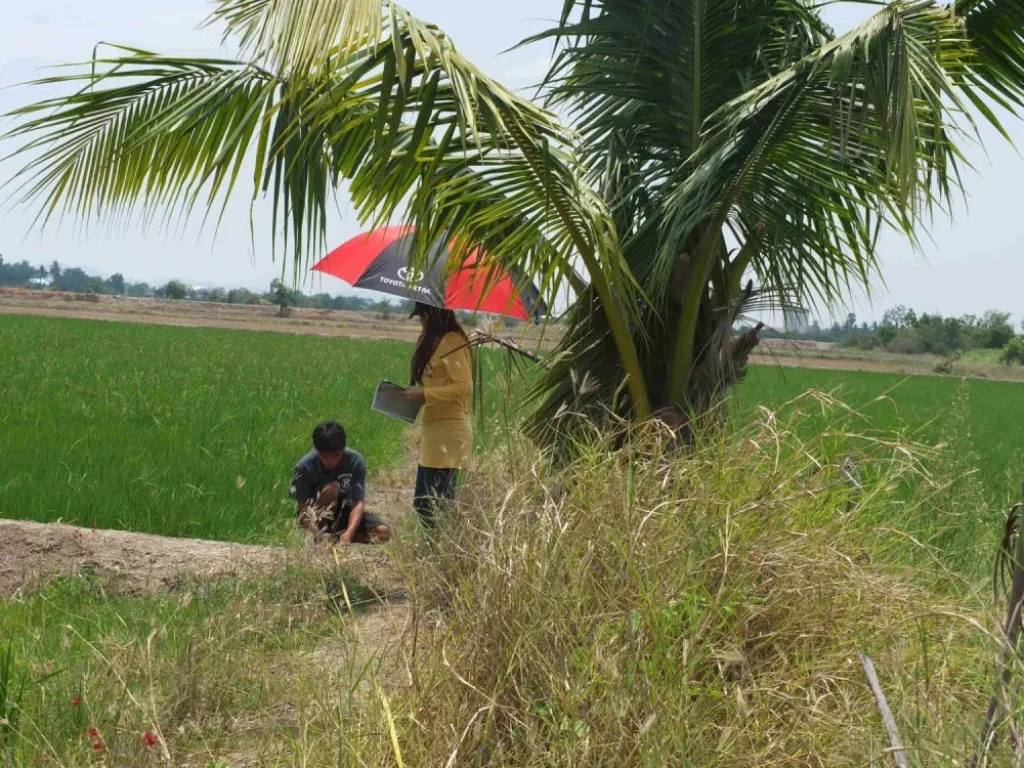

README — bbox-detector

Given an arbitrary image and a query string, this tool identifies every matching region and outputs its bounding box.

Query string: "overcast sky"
[2,1,1023,323]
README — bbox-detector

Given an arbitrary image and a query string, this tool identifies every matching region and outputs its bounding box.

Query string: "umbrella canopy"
[312,226,547,321]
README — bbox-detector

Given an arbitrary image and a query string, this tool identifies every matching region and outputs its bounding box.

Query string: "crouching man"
[290,421,391,544]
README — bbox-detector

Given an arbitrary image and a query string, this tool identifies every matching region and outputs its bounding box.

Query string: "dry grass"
[367,396,1016,766]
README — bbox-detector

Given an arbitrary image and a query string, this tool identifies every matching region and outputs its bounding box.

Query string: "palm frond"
[4,0,654,415]
[528,0,831,247]
[208,0,385,77]
[524,0,844,422]
[658,0,983,310]
[3,5,608,296]
[953,0,1024,117]
[12,0,1024,431]
[4,56,280,237]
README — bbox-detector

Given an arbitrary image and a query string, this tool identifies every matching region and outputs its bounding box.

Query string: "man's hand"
[340,500,366,544]
[399,387,425,404]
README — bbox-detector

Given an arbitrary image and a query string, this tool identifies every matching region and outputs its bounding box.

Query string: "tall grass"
[742,365,1024,510]
[0,642,25,761]
[370,396,1015,765]
[0,559,379,766]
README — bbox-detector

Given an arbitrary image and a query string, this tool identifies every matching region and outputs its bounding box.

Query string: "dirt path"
[0,519,281,596]
[0,518,402,598]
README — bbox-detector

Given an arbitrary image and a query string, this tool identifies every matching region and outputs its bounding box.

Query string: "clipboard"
[372,380,422,424]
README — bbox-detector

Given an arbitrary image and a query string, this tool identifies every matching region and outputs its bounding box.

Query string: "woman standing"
[400,302,474,526]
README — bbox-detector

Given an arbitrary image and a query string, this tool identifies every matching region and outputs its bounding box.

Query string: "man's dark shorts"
[307,487,388,538]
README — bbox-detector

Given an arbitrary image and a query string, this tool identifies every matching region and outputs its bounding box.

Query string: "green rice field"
[0,316,417,542]
[739,365,1024,504]
[3,313,1024,543]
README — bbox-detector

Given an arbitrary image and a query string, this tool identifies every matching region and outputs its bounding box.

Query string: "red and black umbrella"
[311,226,547,321]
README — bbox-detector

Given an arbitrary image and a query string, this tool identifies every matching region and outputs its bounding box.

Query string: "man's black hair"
[312,421,346,454]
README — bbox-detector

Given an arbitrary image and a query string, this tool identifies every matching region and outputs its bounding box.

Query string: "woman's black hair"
[410,301,468,385]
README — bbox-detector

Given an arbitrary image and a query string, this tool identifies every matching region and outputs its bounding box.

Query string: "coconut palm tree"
[5,0,1024,438]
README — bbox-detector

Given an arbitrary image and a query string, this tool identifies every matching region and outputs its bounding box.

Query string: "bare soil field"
[755,337,1024,382]
[0,287,560,346]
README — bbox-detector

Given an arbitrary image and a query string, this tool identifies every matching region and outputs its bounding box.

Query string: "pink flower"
[92,741,104,752]
[71,696,82,706]
[141,731,158,748]
[88,728,99,738]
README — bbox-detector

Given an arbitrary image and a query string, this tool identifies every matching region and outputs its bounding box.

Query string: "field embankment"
[754,337,1024,382]
[0,517,402,599]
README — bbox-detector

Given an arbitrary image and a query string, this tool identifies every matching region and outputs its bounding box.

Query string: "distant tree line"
[747,304,1023,362]
[0,255,408,313]
[835,306,1015,356]
[1,256,1015,348]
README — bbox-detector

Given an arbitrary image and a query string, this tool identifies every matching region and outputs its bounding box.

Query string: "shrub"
[163,280,188,300]
[125,282,151,297]
[85,276,109,295]
[876,324,898,346]
[1001,337,1024,366]
[978,310,1015,348]
[842,334,876,350]
[885,329,927,354]
[106,273,126,295]
[268,278,297,310]
[226,288,257,305]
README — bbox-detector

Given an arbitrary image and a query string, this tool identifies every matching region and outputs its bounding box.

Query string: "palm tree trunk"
[654,276,763,431]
